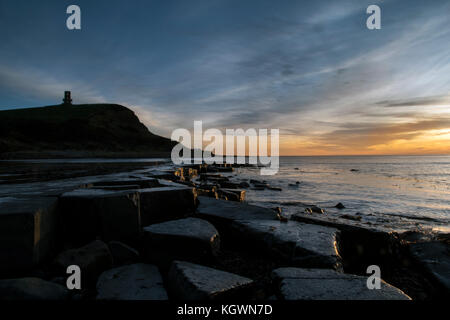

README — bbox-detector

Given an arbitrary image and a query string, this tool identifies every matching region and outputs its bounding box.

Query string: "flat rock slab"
[90,177,160,189]
[409,241,450,294]
[0,277,69,300]
[0,197,58,273]
[54,240,113,287]
[292,212,399,234]
[272,268,411,300]
[139,184,197,226]
[143,218,220,266]
[169,261,254,300]
[197,196,276,222]
[217,189,246,202]
[89,185,141,191]
[96,263,168,300]
[147,170,179,181]
[231,220,342,270]
[292,212,403,272]
[59,188,141,245]
[197,198,341,269]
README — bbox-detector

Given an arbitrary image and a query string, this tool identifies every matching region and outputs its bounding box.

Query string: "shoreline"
[0,161,448,300]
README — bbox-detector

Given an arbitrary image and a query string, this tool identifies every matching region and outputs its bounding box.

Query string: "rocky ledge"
[0,163,448,300]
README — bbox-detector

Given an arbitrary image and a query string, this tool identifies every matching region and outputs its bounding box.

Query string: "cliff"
[0,104,175,159]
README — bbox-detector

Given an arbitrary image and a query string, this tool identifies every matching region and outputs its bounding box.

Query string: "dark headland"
[0,103,175,159]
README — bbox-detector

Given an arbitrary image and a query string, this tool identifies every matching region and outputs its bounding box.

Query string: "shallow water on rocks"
[233,156,450,234]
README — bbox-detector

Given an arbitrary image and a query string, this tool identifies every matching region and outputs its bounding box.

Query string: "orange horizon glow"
[152,103,450,157]
[279,128,450,156]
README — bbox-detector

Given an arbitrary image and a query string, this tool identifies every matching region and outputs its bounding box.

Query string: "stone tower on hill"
[63,91,72,105]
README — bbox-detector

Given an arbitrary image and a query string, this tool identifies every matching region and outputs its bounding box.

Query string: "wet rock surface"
[272,267,411,300]
[90,177,160,189]
[229,220,342,270]
[305,206,325,214]
[197,196,277,223]
[197,197,341,270]
[292,212,402,272]
[96,263,168,300]
[143,217,220,266]
[168,261,254,300]
[292,209,399,234]
[335,202,346,209]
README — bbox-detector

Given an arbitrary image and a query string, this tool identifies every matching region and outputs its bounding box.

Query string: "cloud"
[1,0,450,155]
[309,117,450,151]
[377,95,450,107]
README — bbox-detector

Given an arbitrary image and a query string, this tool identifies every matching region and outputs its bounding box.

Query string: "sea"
[237,155,450,234]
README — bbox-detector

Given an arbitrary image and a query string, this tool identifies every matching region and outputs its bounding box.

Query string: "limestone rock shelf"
[0,163,446,300]
[96,263,168,300]
[168,261,254,300]
[272,268,411,300]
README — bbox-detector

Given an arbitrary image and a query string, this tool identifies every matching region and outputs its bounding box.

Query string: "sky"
[0,0,449,155]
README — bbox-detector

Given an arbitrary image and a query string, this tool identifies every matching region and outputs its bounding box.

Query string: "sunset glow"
[1,1,450,156]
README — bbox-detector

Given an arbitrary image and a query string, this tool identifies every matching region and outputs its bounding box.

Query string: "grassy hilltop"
[0,104,175,159]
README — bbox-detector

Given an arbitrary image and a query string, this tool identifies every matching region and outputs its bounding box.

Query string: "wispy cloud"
[377,95,450,107]
[0,0,449,154]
